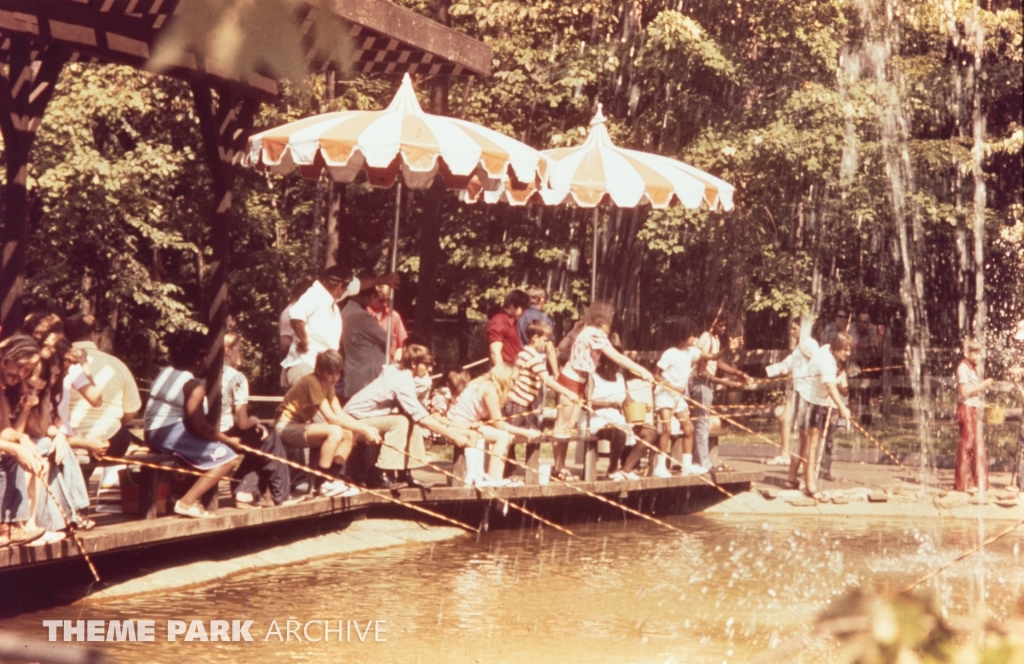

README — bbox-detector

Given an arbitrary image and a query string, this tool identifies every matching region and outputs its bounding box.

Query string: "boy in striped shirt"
[503,321,580,430]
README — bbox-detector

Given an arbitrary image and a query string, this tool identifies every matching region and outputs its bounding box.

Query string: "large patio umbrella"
[244,73,551,355]
[466,106,735,300]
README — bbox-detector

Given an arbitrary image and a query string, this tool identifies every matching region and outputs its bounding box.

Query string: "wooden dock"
[0,467,760,573]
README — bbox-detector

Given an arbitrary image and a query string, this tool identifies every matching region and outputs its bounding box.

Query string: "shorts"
[654,384,689,414]
[275,413,328,448]
[503,401,540,430]
[793,394,815,431]
[795,397,834,432]
[557,372,587,397]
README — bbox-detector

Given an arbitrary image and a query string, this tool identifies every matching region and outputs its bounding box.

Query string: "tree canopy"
[7,0,1022,392]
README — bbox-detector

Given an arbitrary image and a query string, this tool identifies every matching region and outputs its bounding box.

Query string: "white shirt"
[60,364,91,436]
[218,365,250,432]
[281,278,360,370]
[563,326,610,382]
[696,332,721,377]
[957,361,982,408]
[585,372,627,432]
[805,345,839,407]
[657,346,701,389]
[768,336,820,398]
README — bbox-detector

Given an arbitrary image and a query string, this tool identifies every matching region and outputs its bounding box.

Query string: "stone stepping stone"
[867,491,889,503]
[786,496,818,507]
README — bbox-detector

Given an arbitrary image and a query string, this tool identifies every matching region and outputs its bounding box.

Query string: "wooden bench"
[102,452,219,520]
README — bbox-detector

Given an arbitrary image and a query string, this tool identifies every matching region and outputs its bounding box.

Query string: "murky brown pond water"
[4,514,1023,663]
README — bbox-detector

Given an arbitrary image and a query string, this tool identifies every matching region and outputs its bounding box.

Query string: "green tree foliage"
[6,0,1022,390]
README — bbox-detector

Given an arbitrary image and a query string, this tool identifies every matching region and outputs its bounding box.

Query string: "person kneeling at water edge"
[343,345,474,490]
[144,332,242,519]
[275,350,380,498]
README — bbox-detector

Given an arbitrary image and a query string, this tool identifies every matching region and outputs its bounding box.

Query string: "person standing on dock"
[282,267,399,389]
[954,339,992,493]
[766,318,819,467]
[653,317,705,477]
[551,302,654,482]
[787,333,852,500]
[691,318,752,473]
[487,290,530,367]
[517,286,559,374]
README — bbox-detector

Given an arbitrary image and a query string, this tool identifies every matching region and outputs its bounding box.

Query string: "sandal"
[782,479,799,490]
[554,468,578,483]
[803,488,824,502]
[73,517,97,531]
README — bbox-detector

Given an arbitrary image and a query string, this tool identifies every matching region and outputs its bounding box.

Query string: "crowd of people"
[3,270,1023,545]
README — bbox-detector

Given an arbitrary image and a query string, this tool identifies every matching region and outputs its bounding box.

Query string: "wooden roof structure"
[0,0,491,417]
[0,0,490,95]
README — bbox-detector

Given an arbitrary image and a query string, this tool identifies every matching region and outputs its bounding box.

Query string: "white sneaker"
[320,481,348,497]
[337,483,361,498]
[682,463,708,476]
[766,455,791,466]
[608,471,627,481]
[624,471,641,481]
[653,466,673,479]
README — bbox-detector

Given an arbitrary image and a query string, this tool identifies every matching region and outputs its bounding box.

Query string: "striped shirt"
[508,346,548,407]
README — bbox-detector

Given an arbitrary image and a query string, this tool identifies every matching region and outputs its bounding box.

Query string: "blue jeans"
[1,453,30,523]
[690,379,714,470]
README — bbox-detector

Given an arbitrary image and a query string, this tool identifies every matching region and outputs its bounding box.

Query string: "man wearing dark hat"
[282,267,399,388]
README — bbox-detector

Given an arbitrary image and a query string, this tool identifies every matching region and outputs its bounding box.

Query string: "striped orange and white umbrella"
[464,106,734,301]
[244,73,549,191]
[467,106,733,210]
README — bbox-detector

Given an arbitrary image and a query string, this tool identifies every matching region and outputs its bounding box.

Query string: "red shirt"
[487,310,522,364]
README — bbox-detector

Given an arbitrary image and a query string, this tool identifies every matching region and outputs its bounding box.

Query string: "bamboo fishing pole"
[32,468,101,582]
[474,442,692,536]
[576,401,745,506]
[901,519,1024,592]
[214,440,480,532]
[378,440,579,539]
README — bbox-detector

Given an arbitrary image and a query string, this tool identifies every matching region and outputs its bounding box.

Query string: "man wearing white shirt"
[281,267,399,388]
[787,332,852,498]
[765,318,818,466]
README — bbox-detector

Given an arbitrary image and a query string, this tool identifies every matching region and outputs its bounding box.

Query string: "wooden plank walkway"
[0,467,760,571]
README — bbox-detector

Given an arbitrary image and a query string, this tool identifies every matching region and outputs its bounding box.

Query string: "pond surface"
[4,514,1023,663]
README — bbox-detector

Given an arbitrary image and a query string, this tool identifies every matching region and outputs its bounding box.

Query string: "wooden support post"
[324,182,345,270]
[881,328,893,421]
[415,180,445,344]
[190,82,259,422]
[0,38,68,338]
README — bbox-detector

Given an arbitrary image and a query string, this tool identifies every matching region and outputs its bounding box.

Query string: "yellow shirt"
[277,373,337,423]
[69,341,142,441]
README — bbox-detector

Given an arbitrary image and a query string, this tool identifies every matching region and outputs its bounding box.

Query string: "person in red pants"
[954,339,992,492]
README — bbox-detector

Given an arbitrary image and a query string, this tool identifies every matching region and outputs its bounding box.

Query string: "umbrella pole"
[591,207,599,302]
[385,182,402,364]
